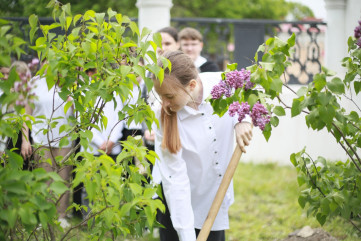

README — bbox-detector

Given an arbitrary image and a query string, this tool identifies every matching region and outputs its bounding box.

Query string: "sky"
[286,0,326,20]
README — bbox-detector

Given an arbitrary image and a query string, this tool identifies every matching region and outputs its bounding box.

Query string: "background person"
[178,27,219,73]
[157,26,180,54]
[21,72,74,228]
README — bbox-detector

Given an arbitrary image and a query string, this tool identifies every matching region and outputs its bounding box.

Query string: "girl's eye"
[165,95,174,99]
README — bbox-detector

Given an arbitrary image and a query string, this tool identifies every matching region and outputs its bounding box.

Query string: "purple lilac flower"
[250,102,271,131]
[211,80,232,99]
[229,101,241,117]
[238,102,250,122]
[244,76,254,90]
[354,25,361,39]
[225,70,245,89]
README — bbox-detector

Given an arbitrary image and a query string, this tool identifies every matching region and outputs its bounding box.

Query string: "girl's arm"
[21,103,33,159]
[155,130,196,241]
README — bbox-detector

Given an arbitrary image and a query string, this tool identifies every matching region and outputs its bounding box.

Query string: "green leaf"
[144,206,155,228]
[354,81,361,95]
[2,209,17,228]
[5,150,23,169]
[247,94,258,108]
[19,206,37,226]
[316,213,326,226]
[85,180,97,201]
[287,33,296,47]
[129,21,139,36]
[129,183,142,196]
[321,66,336,76]
[119,203,132,217]
[270,78,283,93]
[59,137,70,148]
[259,62,275,71]
[73,14,82,26]
[273,106,285,116]
[153,32,162,49]
[298,195,306,208]
[115,13,122,24]
[29,14,38,28]
[49,181,68,195]
[140,27,152,40]
[270,116,279,127]
[107,8,117,19]
[64,101,72,115]
[319,105,335,126]
[291,98,302,117]
[326,77,344,94]
[313,73,326,92]
[39,211,49,228]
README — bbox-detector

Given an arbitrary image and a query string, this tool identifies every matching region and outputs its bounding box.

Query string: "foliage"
[0,19,27,67]
[0,0,314,21]
[0,0,138,18]
[0,1,167,240]
[210,22,361,232]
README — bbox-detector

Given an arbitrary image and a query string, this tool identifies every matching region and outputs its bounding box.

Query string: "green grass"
[55,162,360,240]
[227,162,360,241]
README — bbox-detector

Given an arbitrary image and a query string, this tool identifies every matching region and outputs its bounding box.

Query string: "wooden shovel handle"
[196,145,243,241]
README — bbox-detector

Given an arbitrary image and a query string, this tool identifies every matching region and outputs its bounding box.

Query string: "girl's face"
[160,32,180,52]
[154,75,192,113]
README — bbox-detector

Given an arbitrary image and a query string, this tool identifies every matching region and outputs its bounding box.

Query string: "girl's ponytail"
[161,107,181,154]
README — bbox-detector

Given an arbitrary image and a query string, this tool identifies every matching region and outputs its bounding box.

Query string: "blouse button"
[209,127,212,129]
[216,162,219,165]
[219,174,222,177]
[214,151,217,154]
[214,139,216,142]
[201,113,204,116]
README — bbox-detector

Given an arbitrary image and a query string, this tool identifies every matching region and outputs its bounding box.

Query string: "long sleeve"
[155,130,196,241]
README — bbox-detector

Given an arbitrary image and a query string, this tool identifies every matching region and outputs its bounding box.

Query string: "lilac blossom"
[244,76,254,90]
[228,101,250,122]
[238,102,250,122]
[211,80,232,99]
[226,70,245,89]
[250,102,271,131]
[228,101,241,117]
[354,25,361,39]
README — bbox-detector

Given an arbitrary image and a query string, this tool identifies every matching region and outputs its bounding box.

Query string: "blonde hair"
[153,51,198,154]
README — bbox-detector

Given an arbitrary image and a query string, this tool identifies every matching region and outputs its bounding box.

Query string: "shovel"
[196,144,243,241]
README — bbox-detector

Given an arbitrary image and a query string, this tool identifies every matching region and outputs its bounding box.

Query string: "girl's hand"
[235,122,253,153]
[99,141,114,155]
[21,140,32,160]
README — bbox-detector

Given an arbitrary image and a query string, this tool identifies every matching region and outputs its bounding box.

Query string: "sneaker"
[58,218,71,229]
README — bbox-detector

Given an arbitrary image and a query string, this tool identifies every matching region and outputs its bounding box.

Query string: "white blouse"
[81,95,124,155]
[153,72,238,241]
[31,77,73,148]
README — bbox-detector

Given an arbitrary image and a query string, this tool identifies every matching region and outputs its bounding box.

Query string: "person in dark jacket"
[178,27,219,73]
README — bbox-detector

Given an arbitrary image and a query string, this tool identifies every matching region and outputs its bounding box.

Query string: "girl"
[21,72,74,228]
[152,51,253,241]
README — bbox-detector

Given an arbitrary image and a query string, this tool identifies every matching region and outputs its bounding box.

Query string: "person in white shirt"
[21,75,74,229]
[152,51,253,241]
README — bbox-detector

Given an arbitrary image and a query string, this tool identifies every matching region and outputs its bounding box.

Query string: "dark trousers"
[157,184,225,241]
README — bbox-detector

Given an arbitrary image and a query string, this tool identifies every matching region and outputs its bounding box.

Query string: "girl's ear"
[188,79,198,91]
